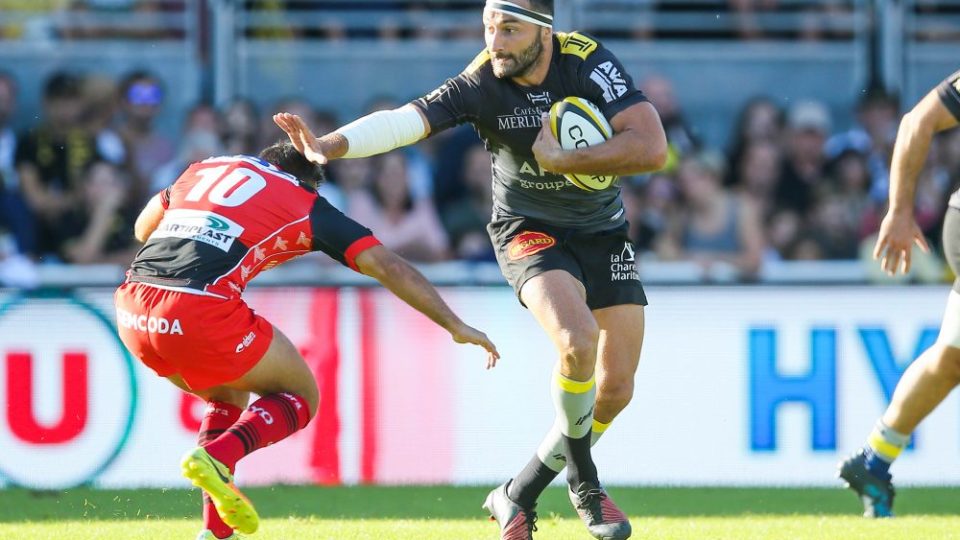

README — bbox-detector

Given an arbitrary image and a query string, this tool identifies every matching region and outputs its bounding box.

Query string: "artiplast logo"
[0,294,137,489]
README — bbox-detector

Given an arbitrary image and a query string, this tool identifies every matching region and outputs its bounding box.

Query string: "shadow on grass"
[0,486,956,522]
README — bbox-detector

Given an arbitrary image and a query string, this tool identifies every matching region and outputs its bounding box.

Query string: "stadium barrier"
[0,285,957,489]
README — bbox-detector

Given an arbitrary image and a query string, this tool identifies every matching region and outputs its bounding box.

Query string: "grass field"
[1,485,959,539]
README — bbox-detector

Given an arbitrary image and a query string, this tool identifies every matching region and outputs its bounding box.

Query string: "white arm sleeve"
[335,105,427,158]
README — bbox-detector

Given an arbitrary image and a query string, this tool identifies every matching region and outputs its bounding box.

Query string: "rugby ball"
[549,97,618,191]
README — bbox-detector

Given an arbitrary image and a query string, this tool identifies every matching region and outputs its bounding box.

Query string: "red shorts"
[114,282,274,391]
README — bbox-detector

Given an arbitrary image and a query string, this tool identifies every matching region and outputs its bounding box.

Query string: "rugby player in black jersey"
[837,72,960,518]
[274,1,666,538]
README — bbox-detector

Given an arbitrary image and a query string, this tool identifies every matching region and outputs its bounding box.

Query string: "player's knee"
[558,325,600,369]
[205,388,250,410]
[295,381,320,420]
[596,380,634,416]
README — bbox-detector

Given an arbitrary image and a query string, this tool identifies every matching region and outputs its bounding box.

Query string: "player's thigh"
[166,374,250,410]
[592,304,645,393]
[224,325,319,416]
[521,269,599,358]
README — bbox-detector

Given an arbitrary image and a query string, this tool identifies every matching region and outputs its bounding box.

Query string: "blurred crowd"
[3,1,959,44]
[0,68,957,285]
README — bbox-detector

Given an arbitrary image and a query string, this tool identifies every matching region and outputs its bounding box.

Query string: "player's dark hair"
[529,0,553,16]
[259,141,326,187]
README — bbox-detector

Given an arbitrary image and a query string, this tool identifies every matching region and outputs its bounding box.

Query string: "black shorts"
[487,215,648,310]
[944,207,960,293]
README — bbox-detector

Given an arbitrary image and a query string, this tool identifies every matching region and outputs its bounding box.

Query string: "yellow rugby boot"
[181,447,259,535]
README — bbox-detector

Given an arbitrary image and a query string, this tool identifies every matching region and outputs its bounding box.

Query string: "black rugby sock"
[508,454,560,508]
[565,430,599,488]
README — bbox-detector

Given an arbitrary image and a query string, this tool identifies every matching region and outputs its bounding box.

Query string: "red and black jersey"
[128,155,380,298]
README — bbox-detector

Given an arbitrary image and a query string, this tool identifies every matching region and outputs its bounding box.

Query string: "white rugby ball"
[548,96,617,191]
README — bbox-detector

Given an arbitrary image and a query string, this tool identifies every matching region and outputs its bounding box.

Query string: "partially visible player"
[114,142,499,540]
[838,73,960,517]
[272,1,668,538]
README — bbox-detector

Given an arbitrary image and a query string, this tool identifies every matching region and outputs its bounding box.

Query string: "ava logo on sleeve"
[590,61,628,103]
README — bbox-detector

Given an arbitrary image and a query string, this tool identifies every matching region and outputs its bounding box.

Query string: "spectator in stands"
[827,88,899,203]
[625,173,677,253]
[150,103,224,192]
[0,178,37,287]
[347,151,448,262]
[324,155,373,212]
[117,70,175,204]
[184,102,222,136]
[259,97,318,150]
[81,74,127,165]
[776,99,830,214]
[16,71,105,262]
[657,150,765,278]
[726,96,784,187]
[362,95,434,200]
[642,75,699,170]
[63,160,138,264]
[432,124,480,211]
[222,98,261,156]
[732,139,782,220]
[440,144,495,262]
[804,148,875,259]
[0,72,17,182]
[151,129,224,194]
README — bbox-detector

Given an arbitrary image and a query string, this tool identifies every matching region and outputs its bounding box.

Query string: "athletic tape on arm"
[335,105,426,158]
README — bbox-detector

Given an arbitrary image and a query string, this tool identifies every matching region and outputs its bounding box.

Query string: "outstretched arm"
[874,89,957,275]
[273,105,430,165]
[354,245,500,368]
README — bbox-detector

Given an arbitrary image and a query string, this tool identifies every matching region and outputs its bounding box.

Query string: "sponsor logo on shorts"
[235,331,257,353]
[507,231,556,260]
[151,209,244,252]
[609,242,639,281]
[116,307,184,335]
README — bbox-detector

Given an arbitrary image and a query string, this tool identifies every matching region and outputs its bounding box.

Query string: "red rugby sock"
[198,401,243,539]
[204,393,311,470]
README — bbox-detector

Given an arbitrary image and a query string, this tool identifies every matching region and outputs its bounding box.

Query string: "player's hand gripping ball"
[548,97,617,191]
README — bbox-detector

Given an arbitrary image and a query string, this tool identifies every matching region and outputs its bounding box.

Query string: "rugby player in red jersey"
[273,1,667,538]
[114,141,499,539]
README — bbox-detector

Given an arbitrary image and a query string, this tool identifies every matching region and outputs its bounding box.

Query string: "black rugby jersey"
[412,32,647,232]
[937,71,960,209]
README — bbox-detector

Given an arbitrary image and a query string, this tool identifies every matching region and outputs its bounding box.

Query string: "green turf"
[0,486,958,539]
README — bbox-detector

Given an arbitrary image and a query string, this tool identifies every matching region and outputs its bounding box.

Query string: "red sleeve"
[343,236,382,271]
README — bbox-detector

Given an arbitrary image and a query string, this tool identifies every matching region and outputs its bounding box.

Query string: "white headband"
[486,1,553,27]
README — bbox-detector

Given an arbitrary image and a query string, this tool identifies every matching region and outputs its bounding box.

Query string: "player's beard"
[491,33,544,79]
